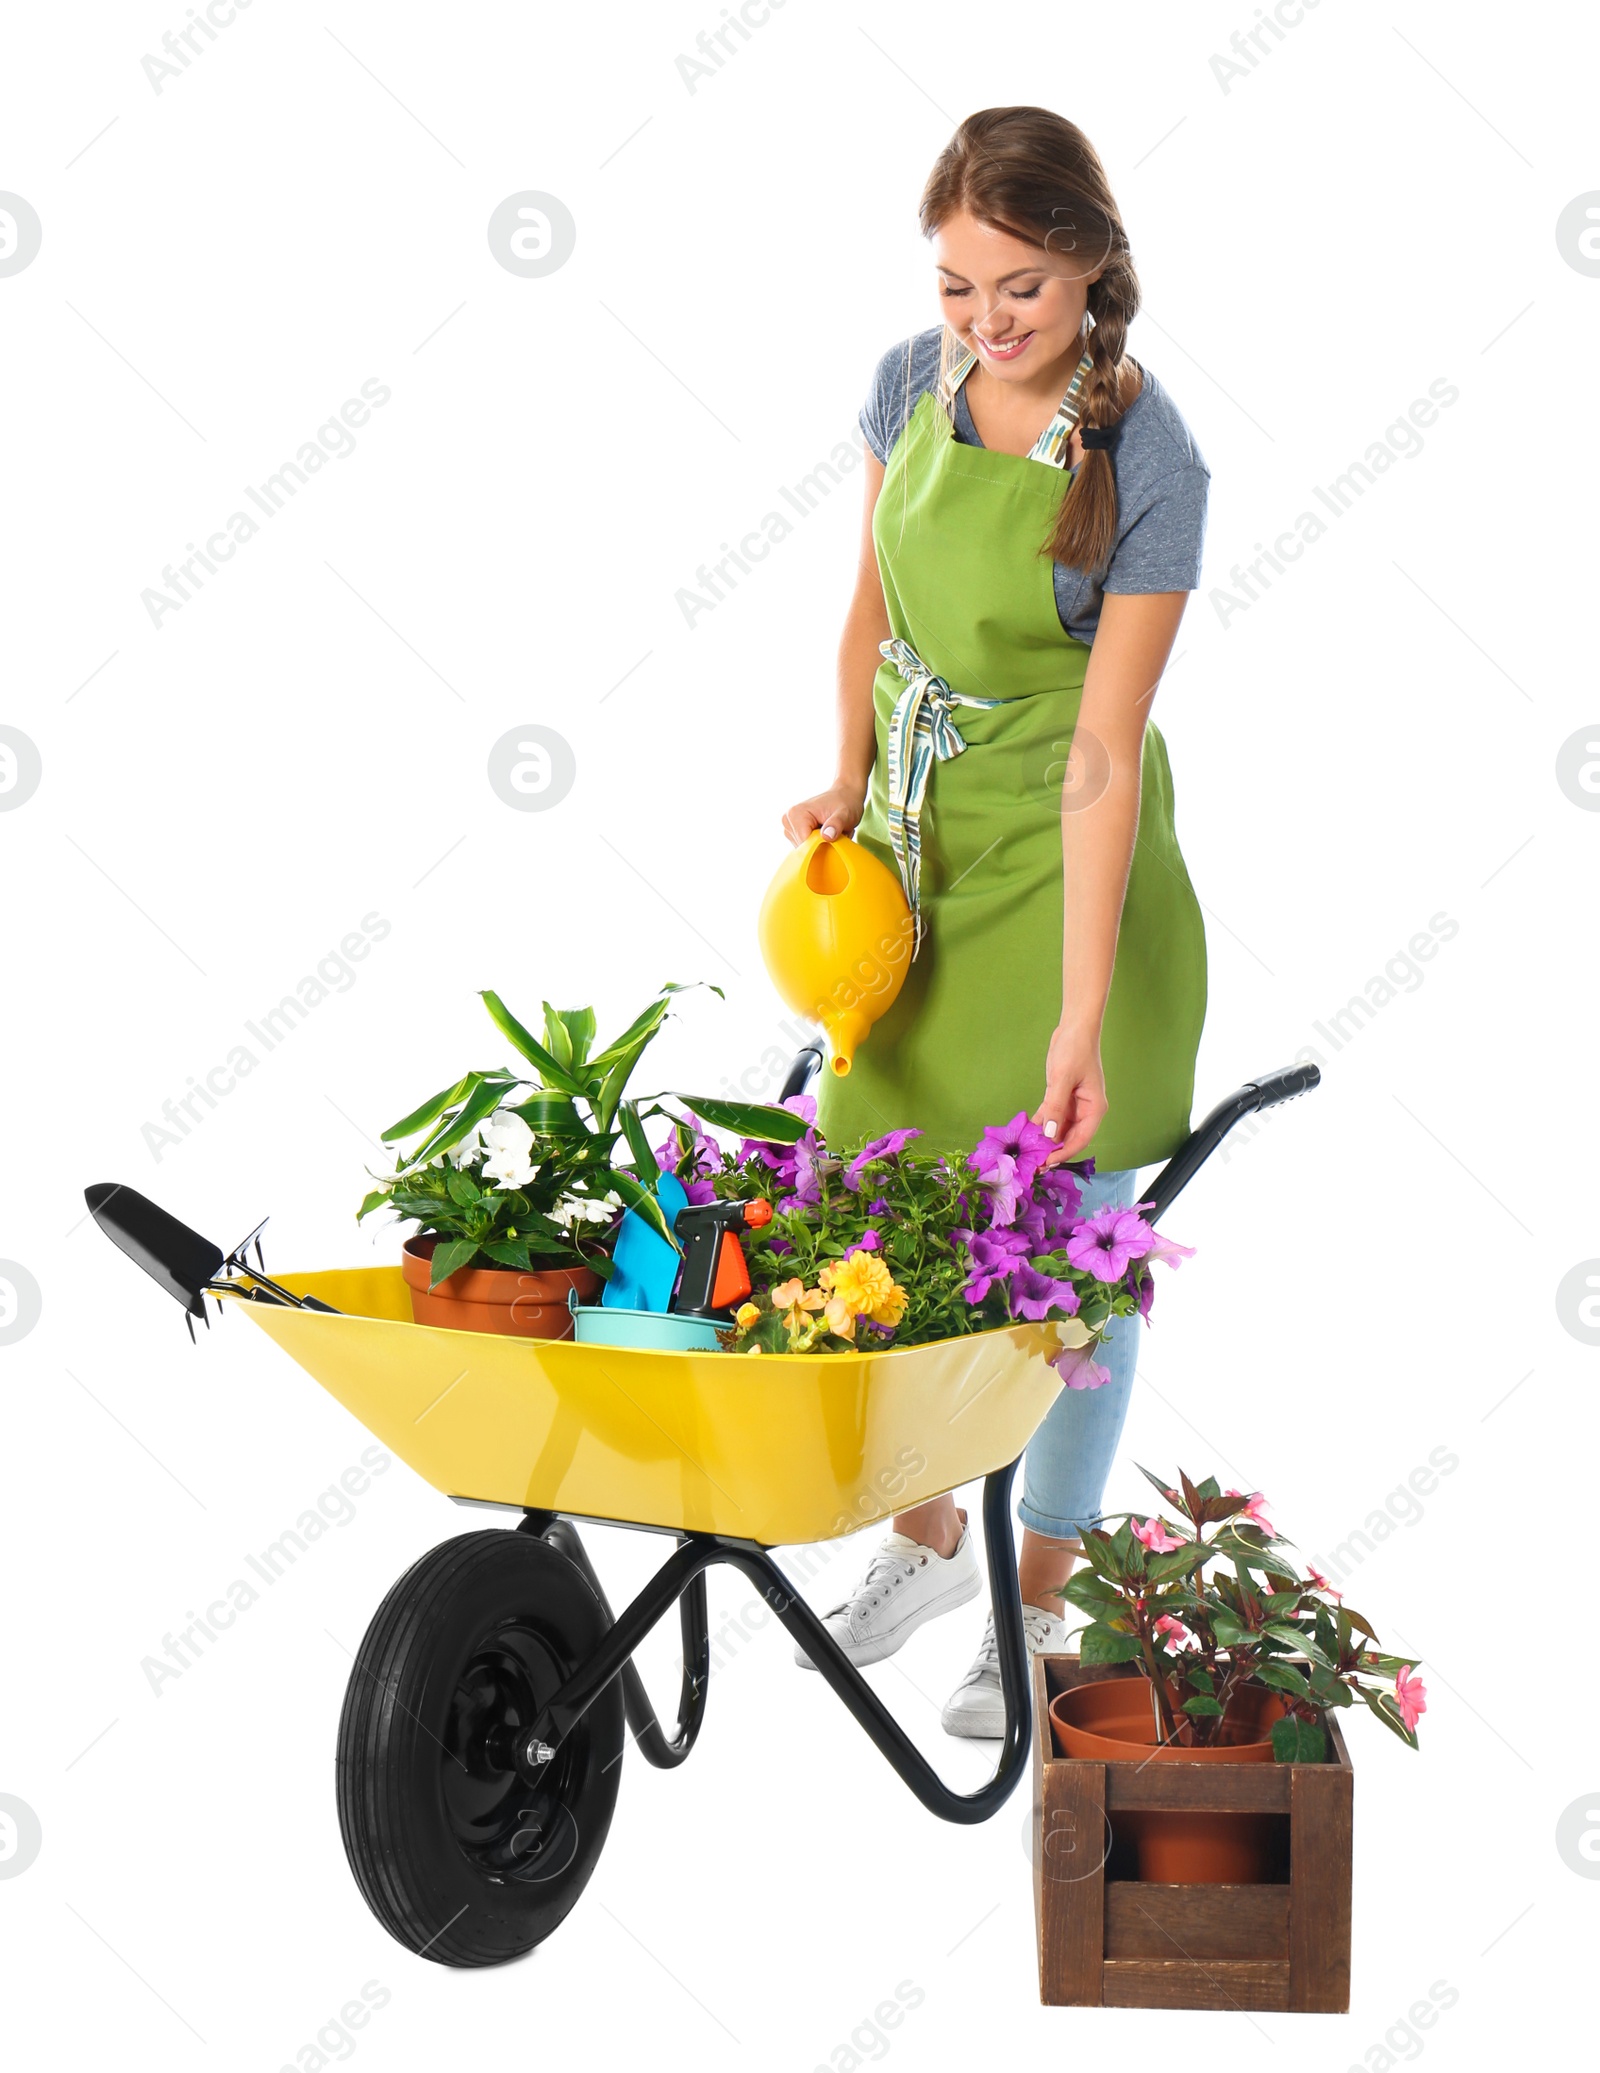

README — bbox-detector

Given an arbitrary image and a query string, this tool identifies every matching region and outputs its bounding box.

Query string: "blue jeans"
[1016,1167,1141,1541]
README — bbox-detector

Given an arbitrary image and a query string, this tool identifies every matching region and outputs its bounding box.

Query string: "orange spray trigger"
[709,1230,752,1312]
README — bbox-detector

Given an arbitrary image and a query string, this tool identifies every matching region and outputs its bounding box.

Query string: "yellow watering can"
[758,833,913,1076]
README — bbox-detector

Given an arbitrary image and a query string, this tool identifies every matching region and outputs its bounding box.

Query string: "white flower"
[556,1191,619,1226]
[479,1109,536,1189]
[442,1122,484,1170]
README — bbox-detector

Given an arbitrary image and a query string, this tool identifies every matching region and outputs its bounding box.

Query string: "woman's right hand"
[782,784,865,847]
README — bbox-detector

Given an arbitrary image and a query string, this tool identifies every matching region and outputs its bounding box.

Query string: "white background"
[2,0,1593,2065]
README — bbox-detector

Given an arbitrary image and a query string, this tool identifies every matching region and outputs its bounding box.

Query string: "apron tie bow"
[880,636,1001,955]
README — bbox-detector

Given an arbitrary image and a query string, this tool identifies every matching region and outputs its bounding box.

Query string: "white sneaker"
[794,1527,981,1670]
[940,1604,1067,1738]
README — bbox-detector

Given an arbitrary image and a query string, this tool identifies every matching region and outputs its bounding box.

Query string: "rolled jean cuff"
[1013,1499,1100,1541]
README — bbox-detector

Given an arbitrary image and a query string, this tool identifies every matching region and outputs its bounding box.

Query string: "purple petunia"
[844,1127,923,1188]
[1036,1164,1086,1225]
[791,1128,825,1205]
[1052,1341,1111,1390]
[655,1116,721,1205]
[848,1229,882,1254]
[1008,1197,1052,1250]
[961,1229,1029,1303]
[737,1094,817,1191]
[1066,1206,1156,1283]
[1008,1263,1080,1322]
[969,1112,1056,1191]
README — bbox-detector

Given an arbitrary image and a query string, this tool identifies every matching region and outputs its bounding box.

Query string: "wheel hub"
[443,1624,580,1883]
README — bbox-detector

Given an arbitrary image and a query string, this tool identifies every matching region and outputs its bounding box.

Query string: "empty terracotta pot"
[401,1236,599,1339]
[1049,1676,1286,1885]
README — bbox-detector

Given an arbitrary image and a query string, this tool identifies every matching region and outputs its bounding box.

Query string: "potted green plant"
[359,983,805,1337]
[1047,1468,1425,1882]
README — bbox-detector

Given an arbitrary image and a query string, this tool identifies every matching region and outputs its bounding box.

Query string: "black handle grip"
[1245,1061,1321,1112]
[1142,1062,1321,1223]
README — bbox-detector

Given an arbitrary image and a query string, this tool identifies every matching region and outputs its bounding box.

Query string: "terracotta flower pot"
[401,1236,600,1340]
[1048,1676,1287,1885]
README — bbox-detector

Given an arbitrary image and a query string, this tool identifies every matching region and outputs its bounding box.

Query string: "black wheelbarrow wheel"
[335,1528,624,1967]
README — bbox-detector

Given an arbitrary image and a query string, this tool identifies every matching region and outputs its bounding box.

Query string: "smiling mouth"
[974,331,1034,360]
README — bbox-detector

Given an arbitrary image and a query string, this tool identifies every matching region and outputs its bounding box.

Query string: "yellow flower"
[871,1281,908,1328]
[734,1301,762,1330]
[818,1254,883,1310]
[820,1252,906,1327]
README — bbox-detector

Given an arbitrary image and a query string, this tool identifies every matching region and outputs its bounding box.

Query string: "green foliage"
[358,983,801,1280]
[1079,1625,1143,1666]
[666,1093,807,1140]
[1271,1715,1328,1763]
[367,1155,596,1289]
[1145,1546,1203,1586]
[1253,1660,1313,1702]
[1060,1570,1121,1617]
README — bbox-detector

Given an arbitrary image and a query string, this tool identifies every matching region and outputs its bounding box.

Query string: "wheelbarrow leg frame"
[517,1511,711,1769]
[517,1455,1030,1825]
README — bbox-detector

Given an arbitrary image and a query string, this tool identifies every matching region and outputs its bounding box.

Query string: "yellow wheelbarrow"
[85,1058,1317,1968]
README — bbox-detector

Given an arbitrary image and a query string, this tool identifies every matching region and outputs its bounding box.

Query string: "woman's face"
[931,209,1097,380]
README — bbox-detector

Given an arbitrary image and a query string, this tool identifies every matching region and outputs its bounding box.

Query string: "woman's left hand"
[1033,1022,1107,1165]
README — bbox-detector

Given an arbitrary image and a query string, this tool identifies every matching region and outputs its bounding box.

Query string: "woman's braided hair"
[918,106,1139,576]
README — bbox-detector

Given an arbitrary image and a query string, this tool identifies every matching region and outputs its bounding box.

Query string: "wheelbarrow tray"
[230,1265,1065,1544]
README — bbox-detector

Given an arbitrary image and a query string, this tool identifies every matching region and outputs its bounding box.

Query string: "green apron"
[815,386,1207,1171]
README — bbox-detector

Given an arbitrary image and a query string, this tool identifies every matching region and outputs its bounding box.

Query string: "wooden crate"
[1032,1655,1352,2011]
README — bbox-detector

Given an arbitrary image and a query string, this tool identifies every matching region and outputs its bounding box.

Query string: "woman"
[781,107,1209,1736]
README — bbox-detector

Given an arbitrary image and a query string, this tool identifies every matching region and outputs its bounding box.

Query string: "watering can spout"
[822,1008,872,1076]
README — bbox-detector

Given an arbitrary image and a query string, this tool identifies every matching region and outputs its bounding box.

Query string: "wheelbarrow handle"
[1142,1061,1321,1224]
[779,1040,826,1102]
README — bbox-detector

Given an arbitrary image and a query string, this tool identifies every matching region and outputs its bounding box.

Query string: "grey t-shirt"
[860,327,1209,645]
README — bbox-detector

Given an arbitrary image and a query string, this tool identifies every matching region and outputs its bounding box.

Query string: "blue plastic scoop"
[601,1170,687,1312]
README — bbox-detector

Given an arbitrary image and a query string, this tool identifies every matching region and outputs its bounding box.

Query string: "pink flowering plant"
[1059,1467,1426,1763]
[654,1102,1192,1374]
